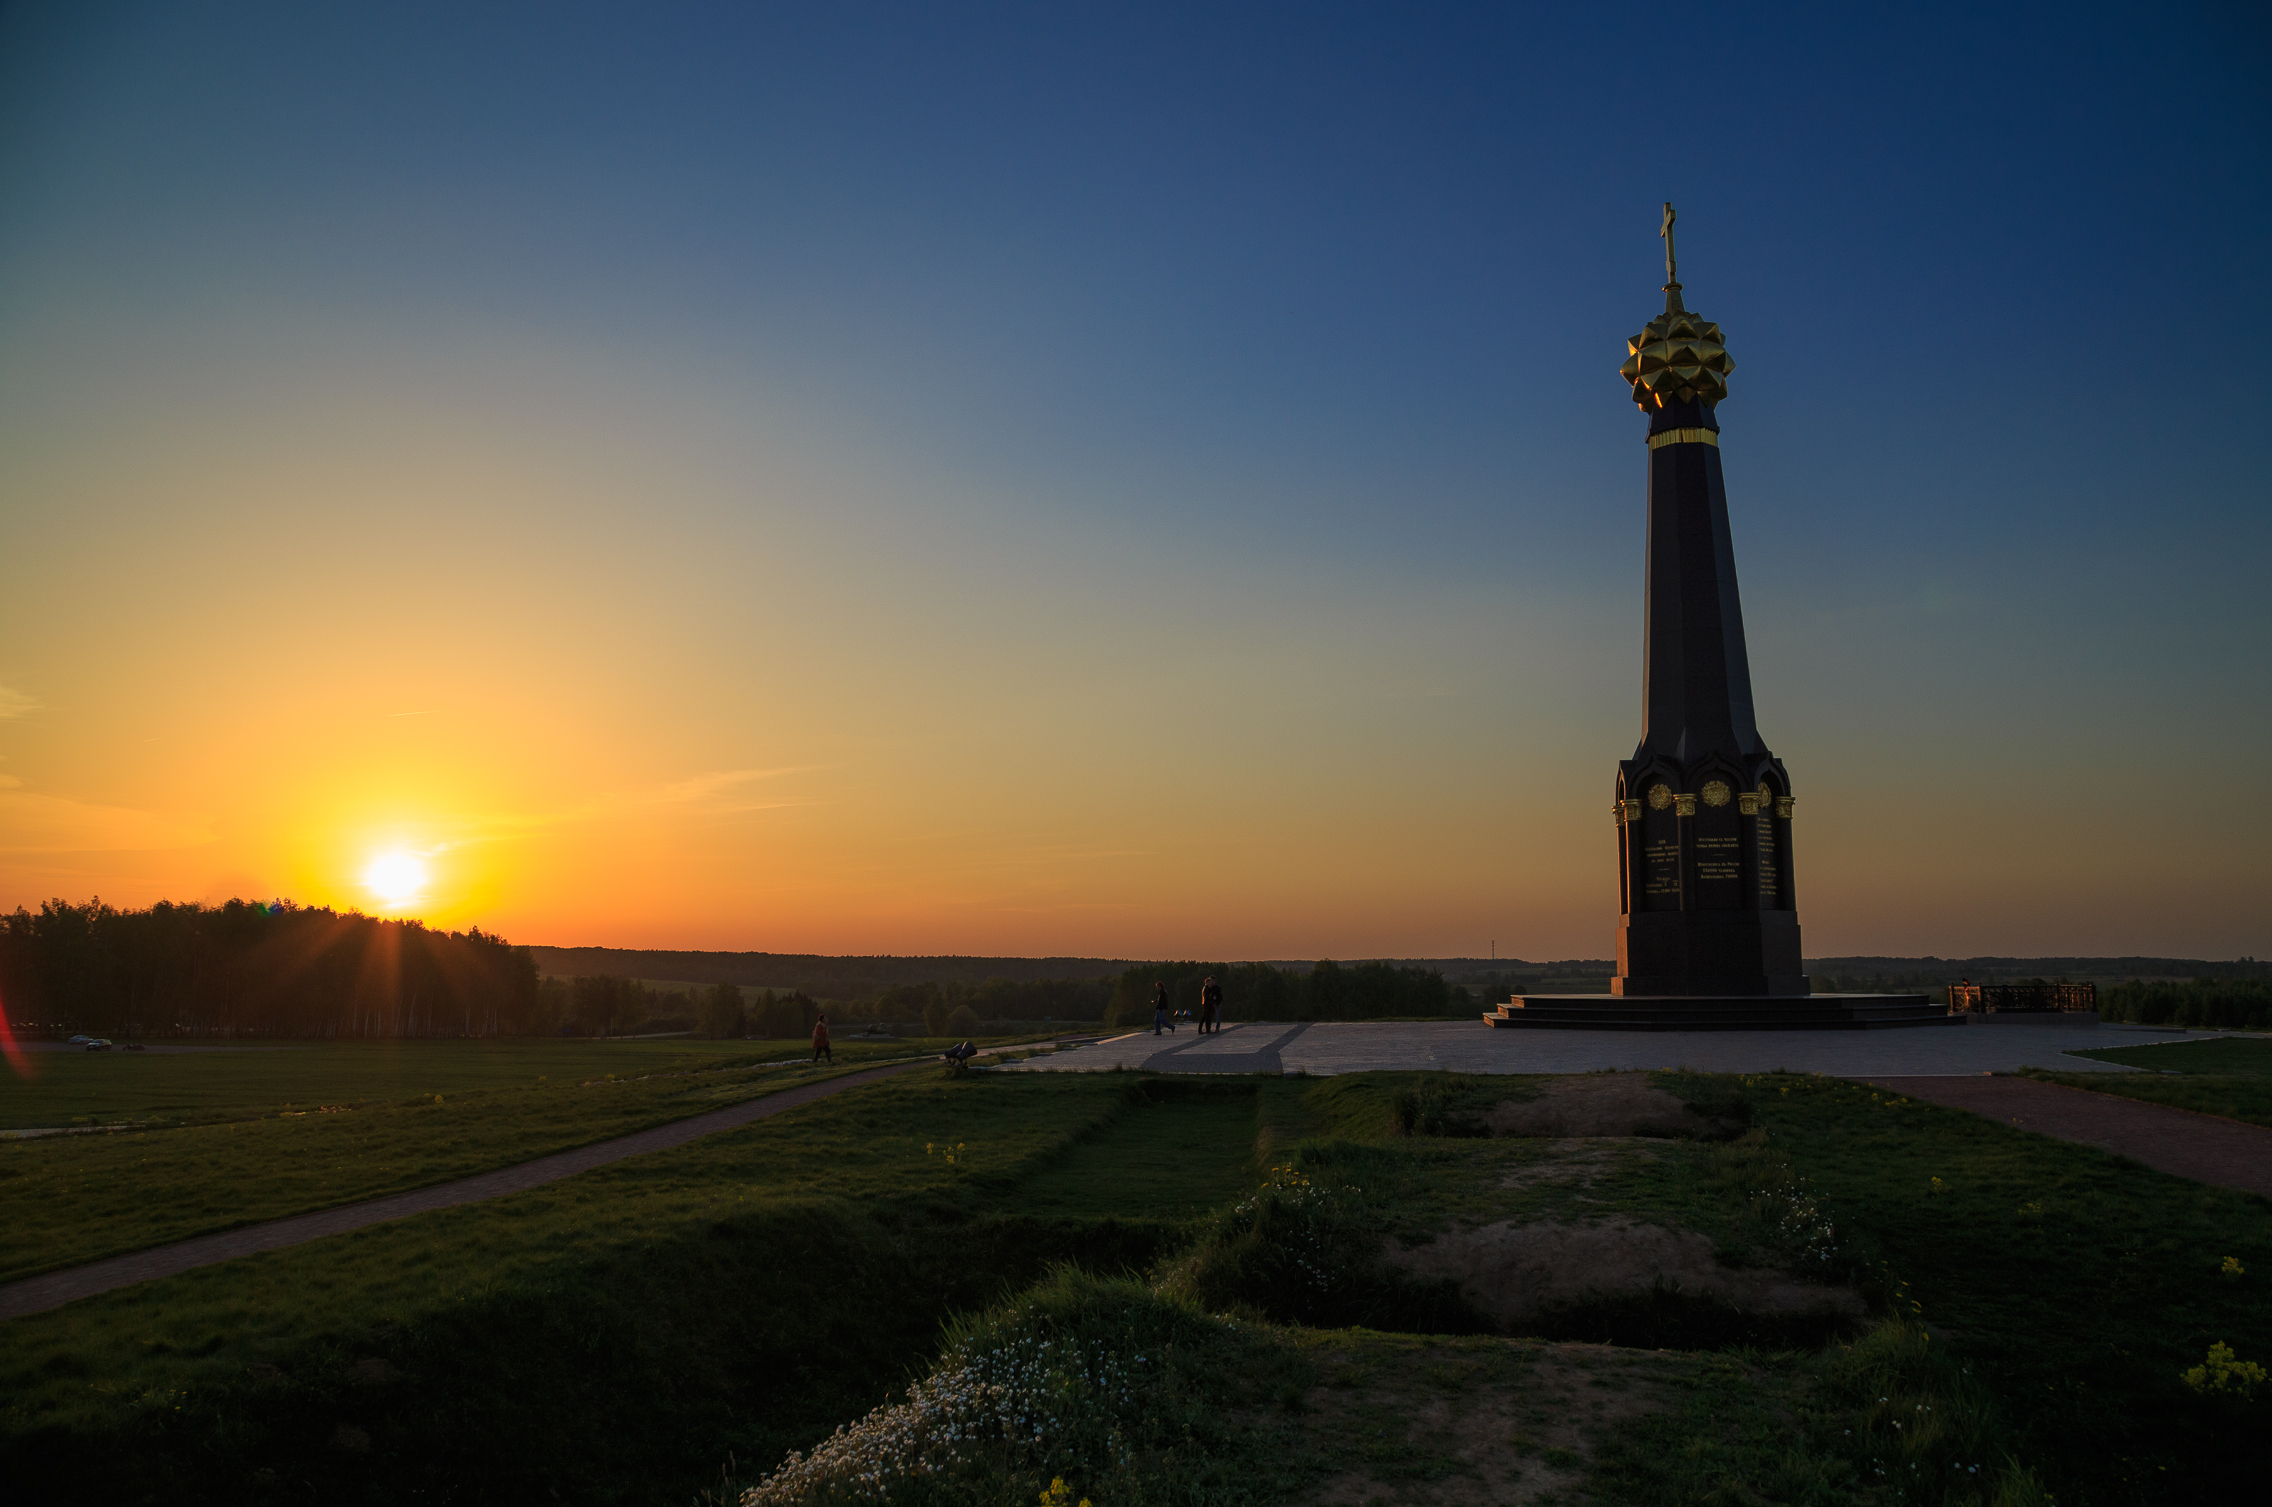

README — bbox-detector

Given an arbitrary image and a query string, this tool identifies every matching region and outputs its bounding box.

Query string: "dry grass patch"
[1386,1216,1865,1332]
[1293,1334,1687,1506]
[1482,1075,1724,1140]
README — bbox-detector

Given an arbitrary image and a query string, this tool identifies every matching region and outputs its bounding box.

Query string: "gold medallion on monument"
[1646,783,1673,811]
[1701,779,1732,807]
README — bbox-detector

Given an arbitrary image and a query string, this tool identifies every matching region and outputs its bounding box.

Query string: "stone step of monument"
[1481,994,1964,1032]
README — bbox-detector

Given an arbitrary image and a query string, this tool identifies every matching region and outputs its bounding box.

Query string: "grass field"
[2040,1034,2272,1127]
[0,1035,1030,1130]
[0,1036,1051,1282]
[1729,1071,2270,1503]
[3,1061,2265,1505]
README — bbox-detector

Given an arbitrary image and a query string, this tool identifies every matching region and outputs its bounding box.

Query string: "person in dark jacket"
[1152,980,1173,1035]
[1199,976,1223,1034]
[812,1013,833,1063]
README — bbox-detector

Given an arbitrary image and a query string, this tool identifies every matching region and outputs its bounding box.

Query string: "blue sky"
[0,3,2265,959]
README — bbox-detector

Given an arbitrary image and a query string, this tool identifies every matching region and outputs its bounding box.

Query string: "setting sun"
[363,850,429,907]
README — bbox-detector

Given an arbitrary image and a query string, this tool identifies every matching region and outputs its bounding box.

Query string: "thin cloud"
[0,686,38,720]
[433,766,819,850]
[0,785,212,853]
[644,767,811,807]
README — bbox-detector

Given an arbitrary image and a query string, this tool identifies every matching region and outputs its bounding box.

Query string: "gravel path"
[0,1058,928,1322]
[1864,1076,2272,1198]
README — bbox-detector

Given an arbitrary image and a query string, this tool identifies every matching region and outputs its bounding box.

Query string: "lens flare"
[0,994,29,1081]
[363,850,428,906]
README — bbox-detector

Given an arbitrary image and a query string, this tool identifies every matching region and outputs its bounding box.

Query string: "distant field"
[0,1035,1053,1281]
[2,1067,1193,1505]
[0,1036,933,1130]
[2046,1035,2272,1127]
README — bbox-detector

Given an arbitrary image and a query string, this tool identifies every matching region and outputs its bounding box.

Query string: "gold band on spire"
[1645,428,1719,450]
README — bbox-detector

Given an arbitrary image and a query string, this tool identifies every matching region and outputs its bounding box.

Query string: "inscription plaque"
[1695,838,1740,881]
[1644,838,1681,899]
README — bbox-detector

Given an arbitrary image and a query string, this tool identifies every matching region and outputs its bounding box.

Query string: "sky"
[0,2,2266,962]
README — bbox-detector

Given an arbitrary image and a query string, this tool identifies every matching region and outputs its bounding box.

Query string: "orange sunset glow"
[0,8,2264,966]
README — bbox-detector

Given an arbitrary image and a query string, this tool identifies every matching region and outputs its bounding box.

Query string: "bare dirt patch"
[1294,1336,1687,1505]
[1483,1074,1715,1139]
[1495,1135,1661,1192]
[1385,1217,1864,1330]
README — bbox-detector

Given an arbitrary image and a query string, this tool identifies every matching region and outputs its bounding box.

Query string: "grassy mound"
[738,1267,1317,1506]
[5,1202,1181,1507]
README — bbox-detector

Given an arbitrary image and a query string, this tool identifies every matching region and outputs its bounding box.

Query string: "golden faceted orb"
[1621,309,1733,409]
[1701,779,1732,807]
[1646,783,1673,811]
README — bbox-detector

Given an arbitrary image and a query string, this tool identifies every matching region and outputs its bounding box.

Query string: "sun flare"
[363,850,429,907]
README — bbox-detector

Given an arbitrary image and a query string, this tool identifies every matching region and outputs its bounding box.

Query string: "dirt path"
[0,1058,930,1322]
[1865,1076,2272,1198]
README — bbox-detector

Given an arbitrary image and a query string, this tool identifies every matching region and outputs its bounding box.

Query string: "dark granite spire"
[1609,210,1806,997]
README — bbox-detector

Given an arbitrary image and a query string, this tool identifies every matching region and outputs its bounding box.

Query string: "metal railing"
[1947,982,2097,1014]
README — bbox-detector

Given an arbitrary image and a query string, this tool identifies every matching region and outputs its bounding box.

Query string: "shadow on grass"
[3,1201,1184,1507]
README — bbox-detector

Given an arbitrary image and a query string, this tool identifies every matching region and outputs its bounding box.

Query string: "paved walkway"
[1007,1019,2214,1078]
[1864,1076,2272,1199]
[0,1058,929,1322]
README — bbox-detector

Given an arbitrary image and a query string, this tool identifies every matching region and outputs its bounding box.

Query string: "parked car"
[82,1039,113,1051]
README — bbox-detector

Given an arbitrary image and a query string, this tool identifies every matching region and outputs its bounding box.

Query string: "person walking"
[1199,975,1223,1034]
[812,1012,833,1064]
[1152,980,1173,1035]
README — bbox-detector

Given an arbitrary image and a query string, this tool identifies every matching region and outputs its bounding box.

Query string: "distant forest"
[1105,959,1467,1026]
[526,945,1617,1000]
[7,898,2263,1038]
[524,946,1140,1001]
[1805,955,2270,990]
[1,899,538,1038]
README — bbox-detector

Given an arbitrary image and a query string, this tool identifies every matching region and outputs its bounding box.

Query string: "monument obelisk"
[1484,210,1954,1030]
[1609,204,1805,997]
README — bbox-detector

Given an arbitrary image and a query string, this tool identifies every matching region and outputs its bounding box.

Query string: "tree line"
[868,976,1113,1029]
[525,945,1138,1000]
[2099,979,2272,1031]
[0,898,538,1038]
[1103,959,1456,1027]
[529,977,830,1040]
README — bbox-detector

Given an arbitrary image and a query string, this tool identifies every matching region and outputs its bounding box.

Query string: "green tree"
[756,990,818,1039]
[924,993,955,1037]
[572,975,643,1038]
[700,981,745,1039]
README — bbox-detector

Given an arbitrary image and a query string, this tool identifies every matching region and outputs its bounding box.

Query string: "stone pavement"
[1865,1076,2272,1199]
[1003,1019,2215,1078]
[0,1058,929,1322]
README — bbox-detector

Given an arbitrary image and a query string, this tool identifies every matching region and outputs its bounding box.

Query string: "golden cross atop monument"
[1659,201,1685,311]
[1620,201,1730,405]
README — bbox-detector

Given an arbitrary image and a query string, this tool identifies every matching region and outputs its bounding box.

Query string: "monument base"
[1482,993,1961,1032]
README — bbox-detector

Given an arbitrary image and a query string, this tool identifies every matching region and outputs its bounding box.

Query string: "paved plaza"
[1007,1018,2228,1078]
